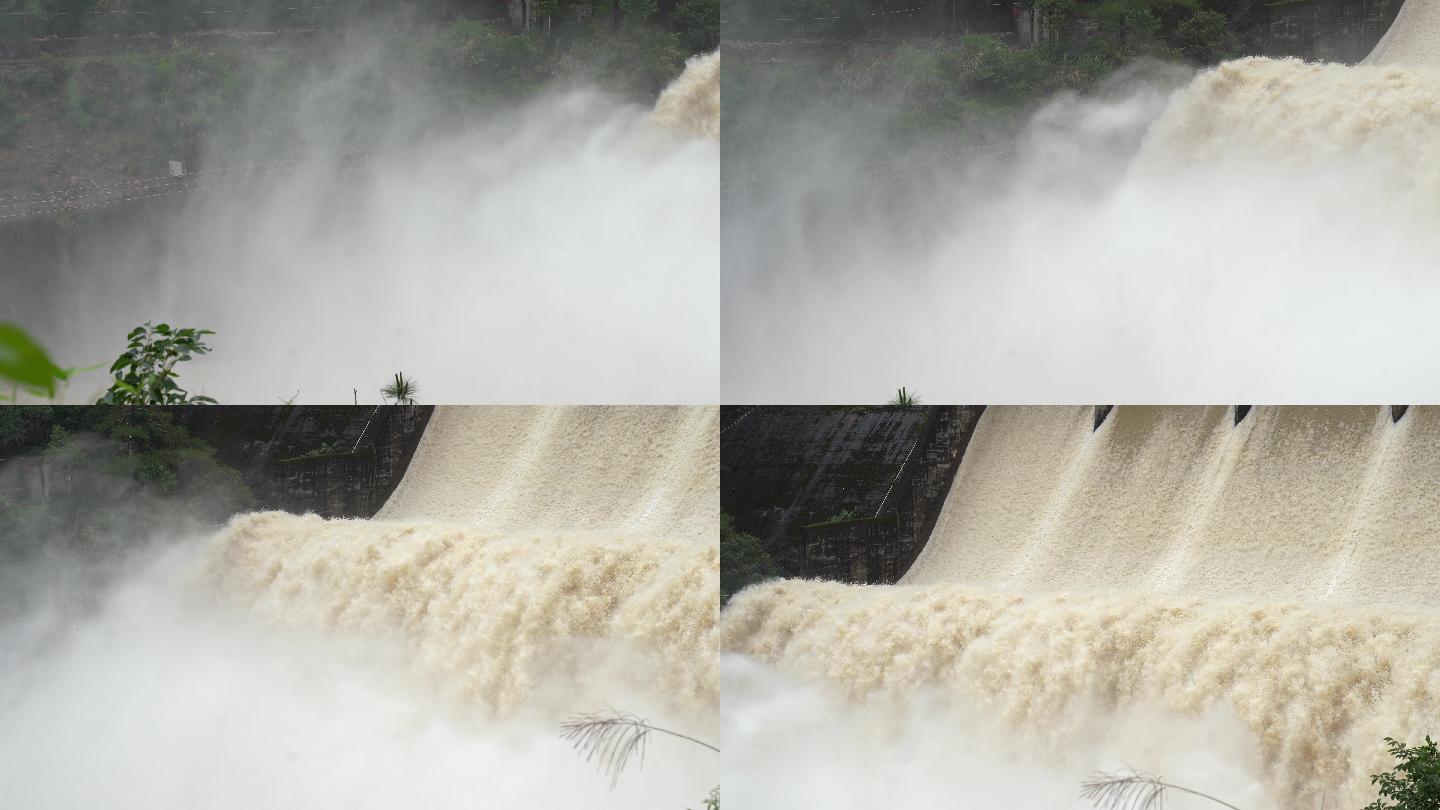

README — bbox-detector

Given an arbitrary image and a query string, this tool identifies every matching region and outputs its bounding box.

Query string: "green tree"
[720,513,778,603]
[1171,8,1237,64]
[1091,0,1163,55]
[98,322,217,405]
[670,0,718,53]
[1367,737,1440,810]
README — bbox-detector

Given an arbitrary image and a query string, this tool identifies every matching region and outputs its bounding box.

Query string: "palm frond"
[379,372,418,405]
[560,709,719,788]
[1083,769,1170,810]
[1082,768,1243,810]
[560,710,653,788]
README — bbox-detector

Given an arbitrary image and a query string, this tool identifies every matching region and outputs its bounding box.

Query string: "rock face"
[177,405,433,518]
[721,405,982,582]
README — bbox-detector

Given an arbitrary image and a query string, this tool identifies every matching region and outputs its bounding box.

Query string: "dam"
[722,406,1440,808]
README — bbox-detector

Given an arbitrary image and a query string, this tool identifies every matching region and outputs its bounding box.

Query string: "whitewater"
[0,406,719,809]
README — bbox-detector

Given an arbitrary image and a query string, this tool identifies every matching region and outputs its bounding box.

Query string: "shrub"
[98,322,217,405]
[720,513,778,603]
[553,19,686,97]
[446,21,549,96]
[961,34,1056,105]
[13,58,64,96]
[670,0,718,53]
[1367,737,1440,810]
[1171,8,1238,64]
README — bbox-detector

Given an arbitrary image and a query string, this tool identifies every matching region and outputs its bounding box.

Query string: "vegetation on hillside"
[0,407,254,562]
[0,0,717,53]
[730,0,1237,63]
[725,0,1239,156]
[720,512,778,603]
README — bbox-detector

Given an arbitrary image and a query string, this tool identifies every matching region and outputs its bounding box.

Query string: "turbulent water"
[210,406,721,715]
[204,512,718,716]
[722,5,1440,403]
[5,54,720,404]
[653,51,721,140]
[722,406,1440,808]
[0,406,719,808]
[1140,57,1440,195]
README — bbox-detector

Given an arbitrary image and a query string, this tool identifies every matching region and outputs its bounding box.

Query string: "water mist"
[722,12,1440,402]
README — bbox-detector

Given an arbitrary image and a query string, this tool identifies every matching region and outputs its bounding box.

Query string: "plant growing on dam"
[1366,737,1440,810]
[98,322,216,405]
[889,386,920,407]
[380,372,419,405]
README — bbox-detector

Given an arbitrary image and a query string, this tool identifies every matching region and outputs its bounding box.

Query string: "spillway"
[206,406,720,715]
[377,405,719,539]
[722,407,1440,807]
[1367,0,1440,67]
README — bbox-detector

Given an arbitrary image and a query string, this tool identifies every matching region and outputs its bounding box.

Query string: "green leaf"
[0,322,66,397]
